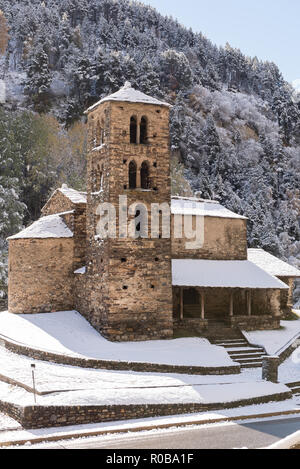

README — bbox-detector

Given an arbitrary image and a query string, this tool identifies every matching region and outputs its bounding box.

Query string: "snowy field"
[0,344,266,405]
[0,377,289,408]
[0,343,290,409]
[0,311,235,368]
[243,317,300,355]
[279,347,300,383]
[0,311,297,416]
[0,412,20,431]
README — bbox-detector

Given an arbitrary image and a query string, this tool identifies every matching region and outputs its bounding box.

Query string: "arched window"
[140,116,148,144]
[130,116,137,144]
[140,161,150,189]
[128,160,137,189]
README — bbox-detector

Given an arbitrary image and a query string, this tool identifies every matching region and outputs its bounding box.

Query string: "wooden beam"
[180,288,183,320]
[201,292,205,320]
[229,292,234,317]
[247,290,252,316]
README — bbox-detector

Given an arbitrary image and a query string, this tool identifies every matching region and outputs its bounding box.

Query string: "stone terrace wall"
[8,238,74,314]
[4,390,292,429]
[3,338,240,375]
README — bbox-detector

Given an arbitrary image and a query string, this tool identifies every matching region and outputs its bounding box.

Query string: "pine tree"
[24,44,51,112]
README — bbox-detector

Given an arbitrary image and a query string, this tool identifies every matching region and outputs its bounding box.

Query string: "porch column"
[201,292,205,320]
[137,164,141,188]
[229,291,234,317]
[180,287,184,320]
[247,290,252,316]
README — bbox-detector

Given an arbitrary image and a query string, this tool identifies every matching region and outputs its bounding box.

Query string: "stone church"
[7,83,300,342]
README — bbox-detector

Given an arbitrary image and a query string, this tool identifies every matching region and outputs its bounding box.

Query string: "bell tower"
[85,83,173,341]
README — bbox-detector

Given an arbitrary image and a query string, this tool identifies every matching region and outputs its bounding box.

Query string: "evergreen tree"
[24,43,51,111]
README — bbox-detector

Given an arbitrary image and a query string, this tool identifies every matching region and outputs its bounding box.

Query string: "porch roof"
[248,248,300,278]
[172,259,289,289]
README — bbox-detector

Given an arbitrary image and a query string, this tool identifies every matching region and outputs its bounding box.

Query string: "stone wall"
[171,216,247,260]
[41,190,75,216]
[3,337,240,375]
[42,190,87,270]
[8,238,74,314]
[2,390,291,429]
[230,315,280,331]
[74,272,89,318]
[278,276,295,314]
[85,101,173,341]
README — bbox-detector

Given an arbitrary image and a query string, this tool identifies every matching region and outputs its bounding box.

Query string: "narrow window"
[129,160,137,189]
[133,205,148,238]
[96,164,103,191]
[140,116,147,144]
[135,209,141,236]
[96,121,101,147]
[100,119,105,144]
[130,116,137,144]
[140,161,150,189]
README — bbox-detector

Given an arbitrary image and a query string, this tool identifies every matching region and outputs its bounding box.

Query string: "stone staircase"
[212,337,268,369]
[286,382,300,396]
[174,317,269,369]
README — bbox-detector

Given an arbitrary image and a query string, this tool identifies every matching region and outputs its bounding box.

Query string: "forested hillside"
[0,0,299,302]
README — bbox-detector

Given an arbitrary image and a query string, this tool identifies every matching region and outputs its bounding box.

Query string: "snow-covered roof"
[171,197,247,220]
[172,259,288,289]
[248,249,300,278]
[58,185,87,204]
[8,214,73,240]
[85,82,171,113]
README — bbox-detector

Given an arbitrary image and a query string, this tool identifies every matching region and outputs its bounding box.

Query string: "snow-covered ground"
[0,344,275,407]
[0,343,289,408]
[243,319,300,355]
[0,311,235,368]
[0,346,259,394]
[279,347,300,383]
[0,311,297,416]
[0,377,289,408]
[0,412,20,431]
[267,430,300,449]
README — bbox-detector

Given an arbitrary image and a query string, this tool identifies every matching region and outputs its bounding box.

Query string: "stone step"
[290,387,300,394]
[214,339,246,344]
[239,362,263,369]
[235,357,264,364]
[217,342,250,349]
[286,381,300,389]
[229,353,267,360]
[227,347,266,353]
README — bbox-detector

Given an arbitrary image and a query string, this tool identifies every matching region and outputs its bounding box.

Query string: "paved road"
[30,416,300,449]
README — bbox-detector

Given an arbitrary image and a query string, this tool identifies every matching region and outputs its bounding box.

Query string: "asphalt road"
[29,416,300,450]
